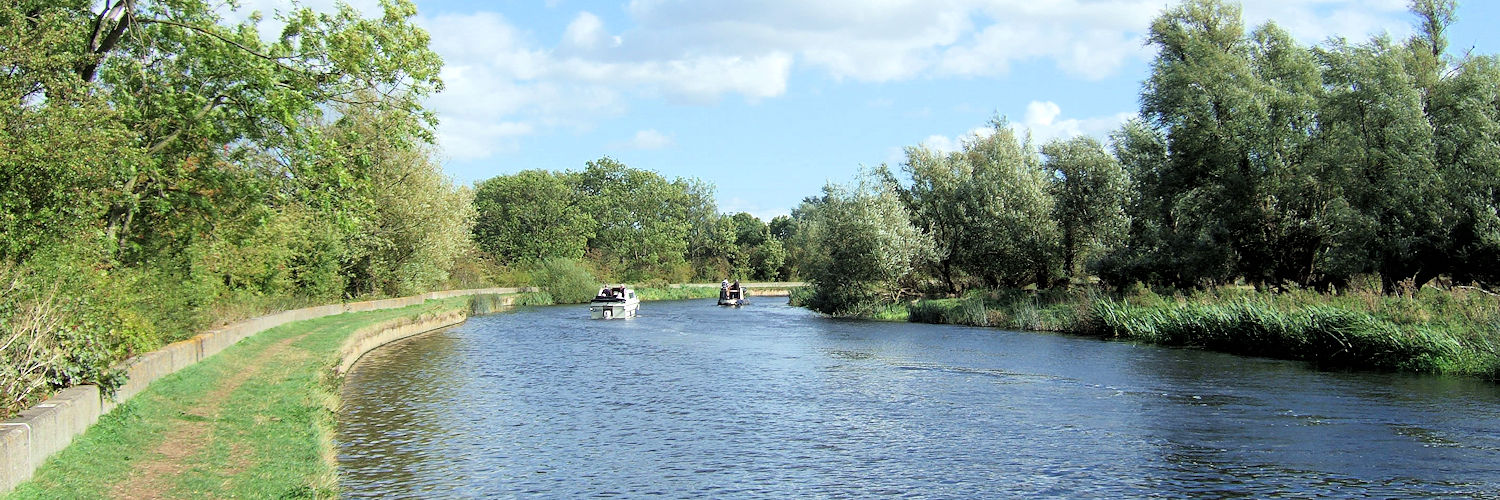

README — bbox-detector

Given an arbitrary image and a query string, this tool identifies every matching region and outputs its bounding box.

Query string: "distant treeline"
[791,0,1500,315]
[471,157,793,285]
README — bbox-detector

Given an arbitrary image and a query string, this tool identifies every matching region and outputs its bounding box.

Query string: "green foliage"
[568,157,696,282]
[473,170,594,265]
[799,174,933,316]
[1088,294,1482,374]
[470,158,778,284]
[332,100,476,297]
[469,293,516,314]
[0,260,129,416]
[634,286,721,301]
[1100,0,1500,292]
[749,238,789,281]
[528,258,599,305]
[898,283,1499,378]
[509,292,558,307]
[1043,136,1131,280]
[0,0,491,417]
[888,121,1060,292]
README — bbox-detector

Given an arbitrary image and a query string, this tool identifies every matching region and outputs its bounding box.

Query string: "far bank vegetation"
[788,0,1500,379]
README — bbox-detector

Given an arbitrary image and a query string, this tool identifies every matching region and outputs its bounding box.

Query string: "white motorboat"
[589,285,639,319]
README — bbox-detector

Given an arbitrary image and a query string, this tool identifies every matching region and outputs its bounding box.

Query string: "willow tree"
[1140,0,1262,286]
[1043,136,1130,281]
[799,175,932,315]
[890,122,1059,291]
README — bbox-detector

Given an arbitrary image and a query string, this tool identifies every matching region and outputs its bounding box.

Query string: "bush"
[528,258,599,304]
[1,263,123,418]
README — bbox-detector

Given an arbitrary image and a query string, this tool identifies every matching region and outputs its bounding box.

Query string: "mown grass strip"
[4,298,469,500]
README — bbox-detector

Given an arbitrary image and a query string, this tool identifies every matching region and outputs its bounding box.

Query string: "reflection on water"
[339,300,1500,498]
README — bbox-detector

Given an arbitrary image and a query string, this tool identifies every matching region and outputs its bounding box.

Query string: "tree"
[9,0,443,261]
[730,212,769,248]
[332,100,475,297]
[473,170,594,266]
[1042,136,1131,281]
[1097,119,1169,287]
[1140,0,1262,286]
[800,174,932,315]
[1430,55,1500,287]
[568,157,694,281]
[890,122,1060,291]
[681,180,733,280]
[1313,35,1444,288]
[749,238,788,281]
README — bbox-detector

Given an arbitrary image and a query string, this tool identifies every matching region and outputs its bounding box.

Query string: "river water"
[338,299,1500,498]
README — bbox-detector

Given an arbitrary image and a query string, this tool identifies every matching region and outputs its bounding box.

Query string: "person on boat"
[721,279,729,289]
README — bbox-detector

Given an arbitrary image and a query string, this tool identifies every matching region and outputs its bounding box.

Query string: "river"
[338,299,1500,498]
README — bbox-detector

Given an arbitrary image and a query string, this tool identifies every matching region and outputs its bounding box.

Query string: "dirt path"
[108,331,314,500]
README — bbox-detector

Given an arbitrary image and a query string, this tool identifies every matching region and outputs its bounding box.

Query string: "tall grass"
[908,289,1088,331]
[528,258,599,304]
[1088,298,1483,374]
[899,283,1500,379]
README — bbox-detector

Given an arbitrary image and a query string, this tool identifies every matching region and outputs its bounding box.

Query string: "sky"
[238,0,1500,221]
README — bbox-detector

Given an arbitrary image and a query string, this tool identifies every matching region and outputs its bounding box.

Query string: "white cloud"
[624,0,1415,82]
[438,118,534,160]
[921,101,1133,154]
[1240,0,1411,44]
[1012,101,1135,145]
[563,12,606,50]
[619,129,675,150]
[223,0,1419,166]
[921,134,962,154]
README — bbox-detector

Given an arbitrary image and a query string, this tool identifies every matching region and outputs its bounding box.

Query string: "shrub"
[528,258,599,304]
[1,263,123,418]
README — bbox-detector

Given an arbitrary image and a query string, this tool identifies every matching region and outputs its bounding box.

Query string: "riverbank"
[514,282,805,304]
[793,286,1500,380]
[3,298,474,499]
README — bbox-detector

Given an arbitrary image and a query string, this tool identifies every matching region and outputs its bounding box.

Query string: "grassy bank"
[828,286,1500,380]
[635,285,722,301]
[5,297,476,499]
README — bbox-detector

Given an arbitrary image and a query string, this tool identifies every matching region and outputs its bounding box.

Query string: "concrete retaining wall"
[333,309,472,377]
[0,287,519,493]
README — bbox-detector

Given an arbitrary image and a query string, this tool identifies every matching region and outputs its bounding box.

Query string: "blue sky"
[245,0,1500,220]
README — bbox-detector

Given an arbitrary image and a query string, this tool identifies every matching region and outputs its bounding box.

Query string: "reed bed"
[902,285,1500,379]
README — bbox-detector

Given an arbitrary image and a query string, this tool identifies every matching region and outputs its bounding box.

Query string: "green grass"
[6,297,472,499]
[898,285,1500,380]
[634,285,721,301]
[1088,292,1497,377]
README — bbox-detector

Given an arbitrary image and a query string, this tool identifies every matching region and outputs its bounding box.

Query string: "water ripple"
[339,299,1500,498]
